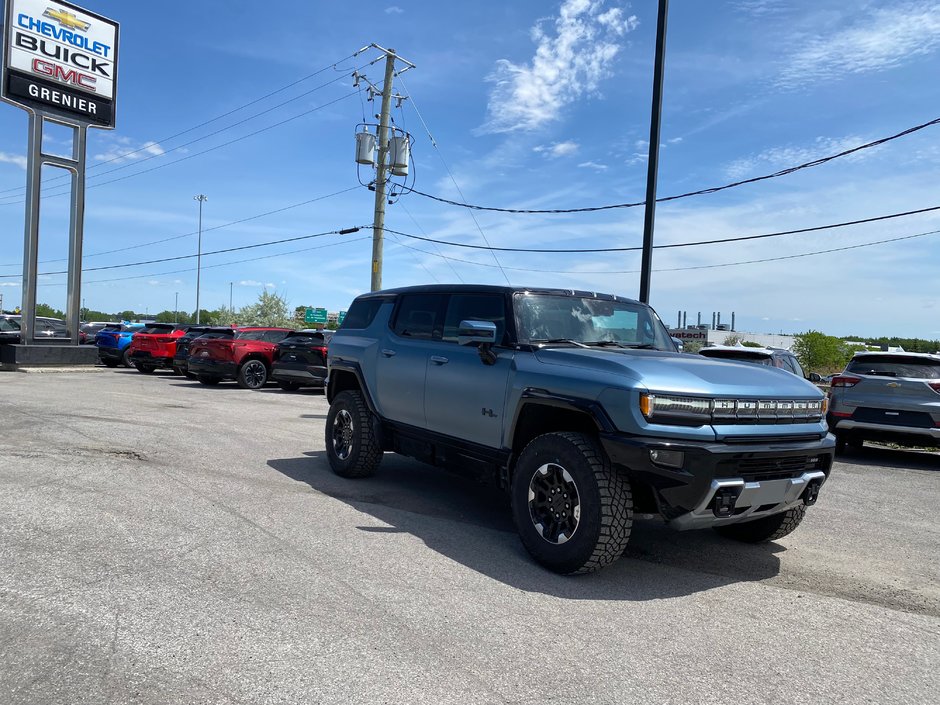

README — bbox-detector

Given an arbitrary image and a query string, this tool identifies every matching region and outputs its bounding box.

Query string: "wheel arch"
[508,391,616,464]
[327,360,379,414]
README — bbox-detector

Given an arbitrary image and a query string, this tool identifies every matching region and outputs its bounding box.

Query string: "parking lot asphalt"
[1,369,938,705]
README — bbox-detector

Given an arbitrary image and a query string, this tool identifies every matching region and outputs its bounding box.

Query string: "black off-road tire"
[198,376,221,386]
[278,381,301,392]
[134,363,155,374]
[325,390,382,478]
[713,504,807,543]
[511,432,633,575]
[237,359,269,390]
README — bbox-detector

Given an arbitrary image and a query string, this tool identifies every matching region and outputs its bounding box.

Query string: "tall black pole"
[639,0,669,304]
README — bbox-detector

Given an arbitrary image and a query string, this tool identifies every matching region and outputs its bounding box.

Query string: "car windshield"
[513,293,674,350]
[846,356,940,379]
[0,318,21,332]
[700,350,773,366]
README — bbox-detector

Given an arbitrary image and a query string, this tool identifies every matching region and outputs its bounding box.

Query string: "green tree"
[683,340,704,354]
[741,341,762,348]
[36,303,65,318]
[118,310,138,321]
[793,330,853,373]
[237,290,293,327]
[722,334,741,346]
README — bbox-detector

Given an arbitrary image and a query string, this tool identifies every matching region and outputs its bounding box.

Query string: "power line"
[0,186,360,268]
[0,226,366,278]
[389,227,940,274]
[400,116,940,214]
[0,49,375,198]
[396,74,511,285]
[0,92,359,206]
[381,203,940,253]
[64,236,373,287]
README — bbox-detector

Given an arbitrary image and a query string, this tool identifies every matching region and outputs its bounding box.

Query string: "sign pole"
[20,112,43,345]
[66,122,88,341]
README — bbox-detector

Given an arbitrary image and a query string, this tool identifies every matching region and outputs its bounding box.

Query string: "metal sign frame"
[1,0,119,345]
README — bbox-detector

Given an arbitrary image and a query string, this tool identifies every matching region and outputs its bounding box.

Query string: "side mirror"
[808,372,822,383]
[671,336,684,352]
[458,319,497,347]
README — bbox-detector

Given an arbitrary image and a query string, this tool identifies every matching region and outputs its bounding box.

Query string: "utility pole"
[174,291,179,323]
[229,281,233,314]
[370,50,398,292]
[639,0,669,305]
[194,194,208,323]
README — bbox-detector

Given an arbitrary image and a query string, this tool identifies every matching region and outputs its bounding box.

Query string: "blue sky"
[1,0,939,338]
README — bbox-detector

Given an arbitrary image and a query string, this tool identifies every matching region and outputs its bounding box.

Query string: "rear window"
[0,318,21,332]
[199,330,235,340]
[341,298,384,330]
[700,349,773,366]
[846,356,940,379]
[262,330,290,343]
[282,331,328,344]
[140,324,174,335]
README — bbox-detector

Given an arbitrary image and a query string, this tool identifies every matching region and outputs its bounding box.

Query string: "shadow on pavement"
[836,444,940,472]
[267,451,785,601]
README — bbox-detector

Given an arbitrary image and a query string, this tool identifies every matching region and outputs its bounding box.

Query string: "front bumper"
[600,432,834,527]
[187,358,236,379]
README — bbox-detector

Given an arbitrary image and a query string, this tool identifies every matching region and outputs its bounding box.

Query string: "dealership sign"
[1,0,119,126]
[668,328,708,341]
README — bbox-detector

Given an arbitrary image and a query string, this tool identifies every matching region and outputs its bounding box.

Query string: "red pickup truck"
[187,327,292,389]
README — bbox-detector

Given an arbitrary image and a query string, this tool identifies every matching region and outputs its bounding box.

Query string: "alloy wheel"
[528,462,582,544]
[332,409,355,461]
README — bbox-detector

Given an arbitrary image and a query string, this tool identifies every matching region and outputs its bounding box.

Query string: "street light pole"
[194,194,208,323]
[174,291,179,323]
[229,281,233,314]
[638,0,669,305]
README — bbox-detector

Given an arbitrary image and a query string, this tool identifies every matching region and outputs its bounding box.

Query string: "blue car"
[95,323,144,368]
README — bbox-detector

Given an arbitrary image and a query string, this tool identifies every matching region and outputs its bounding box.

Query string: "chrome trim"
[669,470,826,531]
[835,420,940,439]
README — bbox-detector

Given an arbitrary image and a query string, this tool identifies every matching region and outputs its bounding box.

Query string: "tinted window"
[140,324,174,334]
[846,356,940,379]
[198,331,235,340]
[341,298,383,329]
[442,294,506,344]
[700,350,773,366]
[393,294,443,340]
[0,318,19,332]
[235,330,265,341]
[785,355,805,377]
[262,330,290,343]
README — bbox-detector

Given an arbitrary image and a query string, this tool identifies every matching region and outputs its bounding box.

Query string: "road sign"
[338,310,346,325]
[305,307,327,324]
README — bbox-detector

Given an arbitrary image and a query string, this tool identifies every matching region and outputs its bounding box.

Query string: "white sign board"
[2,0,119,126]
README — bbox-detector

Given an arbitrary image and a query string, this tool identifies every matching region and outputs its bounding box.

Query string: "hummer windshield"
[513,293,675,351]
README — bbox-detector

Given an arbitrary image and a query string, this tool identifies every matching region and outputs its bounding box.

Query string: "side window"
[392,294,444,340]
[262,330,289,343]
[442,294,506,344]
[786,355,805,377]
[341,298,383,329]
[237,331,264,341]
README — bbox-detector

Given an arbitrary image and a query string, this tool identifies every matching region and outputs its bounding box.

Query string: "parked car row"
[94,322,332,392]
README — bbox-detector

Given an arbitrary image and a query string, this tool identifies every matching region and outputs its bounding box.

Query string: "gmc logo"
[32,58,97,91]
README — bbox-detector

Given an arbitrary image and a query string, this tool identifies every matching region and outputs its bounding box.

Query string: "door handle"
[381,349,396,357]
[430,356,449,365]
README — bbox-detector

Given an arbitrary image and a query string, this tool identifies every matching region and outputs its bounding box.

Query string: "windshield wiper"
[610,342,659,350]
[530,338,590,348]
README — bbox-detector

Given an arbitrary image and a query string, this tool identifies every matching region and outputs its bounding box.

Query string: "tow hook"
[712,487,741,517]
[803,479,823,506]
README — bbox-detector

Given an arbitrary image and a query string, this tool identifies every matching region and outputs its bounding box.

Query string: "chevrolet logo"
[886,382,901,388]
[43,8,91,32]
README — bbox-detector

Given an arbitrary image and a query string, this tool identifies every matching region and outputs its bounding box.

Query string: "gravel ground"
[1,369,937,705]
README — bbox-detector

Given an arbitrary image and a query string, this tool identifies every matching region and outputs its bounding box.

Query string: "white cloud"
[385,5,404,13]
[0,282,18,287]
[577,160,609,171]
[239,280,264,287]
[779,2,940,88]
[724,134,869,179]
[480,0,639,133]
[0,152,28,170]
[93,140,166,164]
[534,140,580,158]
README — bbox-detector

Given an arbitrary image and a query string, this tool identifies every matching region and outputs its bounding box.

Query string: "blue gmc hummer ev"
[325,285,833,574]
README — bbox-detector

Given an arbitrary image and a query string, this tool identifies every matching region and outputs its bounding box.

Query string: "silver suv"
[699,345,820,382]
[827,352,940,453]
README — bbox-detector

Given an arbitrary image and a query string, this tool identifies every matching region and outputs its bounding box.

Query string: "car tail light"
[156,336,176,343]
[928,382,940,394]
[830,375,861,388]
